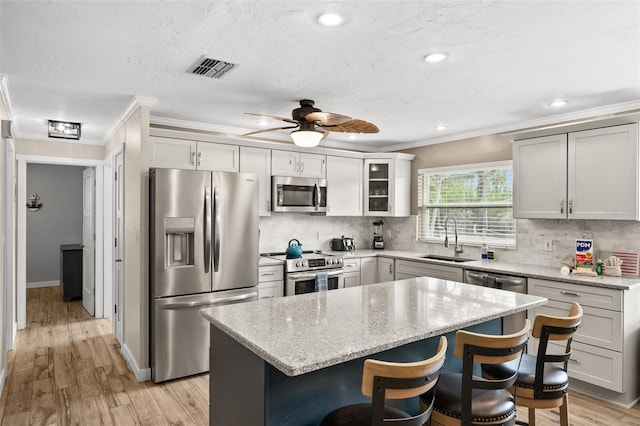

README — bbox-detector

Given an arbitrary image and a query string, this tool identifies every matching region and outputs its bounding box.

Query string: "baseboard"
[26,280,59,289]
[121,343,151,382]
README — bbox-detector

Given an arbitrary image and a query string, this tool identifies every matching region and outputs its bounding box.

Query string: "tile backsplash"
[260,214,640,268]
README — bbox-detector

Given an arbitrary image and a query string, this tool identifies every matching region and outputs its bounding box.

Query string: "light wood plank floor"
[2,286,640,425]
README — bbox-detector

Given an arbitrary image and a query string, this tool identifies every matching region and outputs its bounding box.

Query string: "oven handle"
[288,269,344,280]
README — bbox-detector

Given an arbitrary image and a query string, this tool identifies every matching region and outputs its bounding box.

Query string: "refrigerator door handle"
[213,186,221,272]
[204,186,212,274]
[159,292,258,310]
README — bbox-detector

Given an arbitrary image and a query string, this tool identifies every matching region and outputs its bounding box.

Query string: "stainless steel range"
[262,251,344,296]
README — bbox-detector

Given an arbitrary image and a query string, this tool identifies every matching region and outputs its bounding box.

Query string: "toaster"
[330,236,355,251]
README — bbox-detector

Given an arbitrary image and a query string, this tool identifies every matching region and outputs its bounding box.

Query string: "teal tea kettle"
[286,239,304,259]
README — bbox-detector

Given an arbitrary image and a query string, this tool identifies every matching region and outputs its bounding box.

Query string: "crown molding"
[382,100,640,152]
[102,95,158,144]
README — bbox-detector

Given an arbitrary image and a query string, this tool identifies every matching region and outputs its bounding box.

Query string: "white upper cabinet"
[514,123,639,220]
[196,142,239,172]
[326,156,363,216]
[568,124,639,220]
[149,136,239,172]
[271,150,326,178]
[149,136,197,170]
[240,146,272,216]
[363,158,411,217]
[513,134,568,218]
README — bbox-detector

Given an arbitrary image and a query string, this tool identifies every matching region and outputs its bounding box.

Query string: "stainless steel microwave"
[272,176,327,213]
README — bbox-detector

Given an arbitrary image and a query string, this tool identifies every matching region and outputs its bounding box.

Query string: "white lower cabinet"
[394,260,463,282]
[528,278,640,404]
[343,258,361,288]
[258,264,284,299]
[360,257,377,285]
[377,257,394,283]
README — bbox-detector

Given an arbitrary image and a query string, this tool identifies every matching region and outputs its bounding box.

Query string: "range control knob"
[296,261,303,267]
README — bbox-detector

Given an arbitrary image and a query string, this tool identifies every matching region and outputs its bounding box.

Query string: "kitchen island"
[200,276,547,425]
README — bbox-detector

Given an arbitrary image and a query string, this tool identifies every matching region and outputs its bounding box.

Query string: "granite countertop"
[323,249,640,291]
[259,256,284,267]
[201,277,546,377]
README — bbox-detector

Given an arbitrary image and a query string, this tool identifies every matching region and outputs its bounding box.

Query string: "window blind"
[417,163,516,247]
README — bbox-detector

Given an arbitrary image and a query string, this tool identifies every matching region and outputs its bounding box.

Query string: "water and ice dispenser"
[164,217,195,267]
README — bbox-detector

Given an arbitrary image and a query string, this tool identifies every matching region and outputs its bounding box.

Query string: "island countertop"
[200,277,547,377]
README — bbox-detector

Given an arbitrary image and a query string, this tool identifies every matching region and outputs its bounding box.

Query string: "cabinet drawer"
[344,272,360,288]
[343,258,361,271]
[258,282,283,299]
[259,265,284,283]
[530,300,622,351]
[533,340,623,393]
[528,278,622,310]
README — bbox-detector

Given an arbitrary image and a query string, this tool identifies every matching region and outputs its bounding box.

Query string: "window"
[417,161,516,248]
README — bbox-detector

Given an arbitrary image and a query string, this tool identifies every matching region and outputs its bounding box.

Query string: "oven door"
[285,269,344,296]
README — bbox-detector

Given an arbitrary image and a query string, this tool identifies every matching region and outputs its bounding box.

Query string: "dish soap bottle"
[481,243,488,260]
[596,259,603,276]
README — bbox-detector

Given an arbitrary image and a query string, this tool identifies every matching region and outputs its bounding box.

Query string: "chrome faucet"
[444,216,464,256]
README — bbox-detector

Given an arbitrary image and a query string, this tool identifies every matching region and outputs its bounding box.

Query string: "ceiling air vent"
[188,56,237,79]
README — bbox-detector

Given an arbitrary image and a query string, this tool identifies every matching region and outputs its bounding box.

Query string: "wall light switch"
[544,239,553,251]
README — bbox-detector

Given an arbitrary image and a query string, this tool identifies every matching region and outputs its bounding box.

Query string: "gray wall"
[26,164,84,283]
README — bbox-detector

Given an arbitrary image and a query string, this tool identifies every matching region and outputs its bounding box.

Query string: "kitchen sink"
[420,254,475,263]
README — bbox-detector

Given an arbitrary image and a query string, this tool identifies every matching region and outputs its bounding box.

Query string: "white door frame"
[16,155,105,328]
[82,167,96,316]
[112,147,124,343]
[3,137,15,354]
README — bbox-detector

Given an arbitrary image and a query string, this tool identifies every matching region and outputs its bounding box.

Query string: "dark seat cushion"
[433,372,515,423]
[320,403,409,425]
[482,353,569,391]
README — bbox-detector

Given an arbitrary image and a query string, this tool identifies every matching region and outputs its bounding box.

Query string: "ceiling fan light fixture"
[291,130,323,147]
[318,12,344,27]
[548,99,568,107]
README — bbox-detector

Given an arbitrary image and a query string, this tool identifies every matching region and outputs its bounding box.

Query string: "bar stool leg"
[528,407,536,426]
[560,394,569,426]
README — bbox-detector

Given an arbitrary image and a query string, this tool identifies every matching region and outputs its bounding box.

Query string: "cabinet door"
[360,257,377,285]
[299,153,326,178]
[271,150,298,176]
[149,136,196,169]
[377,258,394,283]
[344,272,360,288]
[568,123,639,220]
[513,134,567,218]
[258,282,284,299]
[326,156,363,216]
[394,260,463,281]
[240,147,272,216]
[364,159,392,216]
[197,142,239,172]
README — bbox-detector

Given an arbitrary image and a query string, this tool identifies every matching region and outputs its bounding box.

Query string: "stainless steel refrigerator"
[150,168,259,383]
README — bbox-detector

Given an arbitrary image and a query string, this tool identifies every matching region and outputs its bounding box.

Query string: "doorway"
[16,156,109,329]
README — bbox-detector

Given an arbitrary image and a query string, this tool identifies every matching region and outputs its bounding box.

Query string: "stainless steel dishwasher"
[464,269,527,334]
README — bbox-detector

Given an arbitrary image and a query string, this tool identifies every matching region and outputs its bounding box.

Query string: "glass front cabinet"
[364,157,411,217]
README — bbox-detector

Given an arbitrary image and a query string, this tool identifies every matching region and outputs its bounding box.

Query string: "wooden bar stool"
[429,320,530,426]
[481,302,583,426]
[320,336,447,426]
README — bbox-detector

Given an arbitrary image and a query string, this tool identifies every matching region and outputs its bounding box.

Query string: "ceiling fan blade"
[305,111,352,126]
[244,125,299,136]
[322,119,379,134]
[245,112,298,124]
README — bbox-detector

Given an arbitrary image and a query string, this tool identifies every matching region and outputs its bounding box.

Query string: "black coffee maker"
[372,220,384,249]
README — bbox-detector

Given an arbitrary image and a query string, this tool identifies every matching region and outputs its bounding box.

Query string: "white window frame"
[417,160,516,249]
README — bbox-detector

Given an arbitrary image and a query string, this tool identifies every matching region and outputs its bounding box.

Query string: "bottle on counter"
[596,259,603,276]
[481,243,488,260]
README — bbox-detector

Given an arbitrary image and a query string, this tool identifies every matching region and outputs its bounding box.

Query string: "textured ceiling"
[1,1,639,151]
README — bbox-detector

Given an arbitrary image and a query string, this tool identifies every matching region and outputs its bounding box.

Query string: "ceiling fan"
[244,99,379,147]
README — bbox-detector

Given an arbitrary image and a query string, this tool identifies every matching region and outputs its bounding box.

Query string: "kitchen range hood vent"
[188,56,237,79]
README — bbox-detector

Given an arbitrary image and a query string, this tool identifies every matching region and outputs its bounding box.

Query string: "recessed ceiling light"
[424,52,448,63]
[548,99,568,107]
[435,124,447,131]
[318,13,343,27]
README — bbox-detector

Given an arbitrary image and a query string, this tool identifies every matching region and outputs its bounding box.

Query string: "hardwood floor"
[1,286,640,425]
[0,286,208,425]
